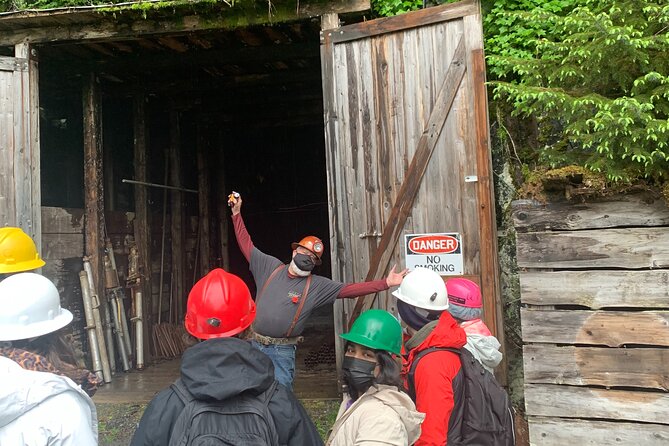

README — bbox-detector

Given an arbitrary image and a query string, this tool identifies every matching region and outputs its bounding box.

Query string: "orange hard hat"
[184,268,256,340]
[0,227,45,274]
[291,236,324,265]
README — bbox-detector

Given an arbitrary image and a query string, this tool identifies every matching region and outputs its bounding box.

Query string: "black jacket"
[130,337,323,446]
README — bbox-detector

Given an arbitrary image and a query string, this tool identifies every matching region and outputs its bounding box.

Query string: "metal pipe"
[78,271,103,381]
[131,287,144,370]
[82,258,112,383]
[109,292,130,372]
[103,299,116,373]
[117,290,133,359]
[106,245,133,358]
[122,178,198,194]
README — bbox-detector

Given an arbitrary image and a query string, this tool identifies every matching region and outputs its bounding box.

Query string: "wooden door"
[0,45,41,247]
[320,0,501,371]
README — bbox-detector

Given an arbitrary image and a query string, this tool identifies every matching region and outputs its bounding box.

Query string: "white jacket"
[0,356,98,445]
[326,384,424,446]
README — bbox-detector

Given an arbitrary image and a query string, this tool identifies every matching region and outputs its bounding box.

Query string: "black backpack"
[168,378,280,446]
[407,347,515,446]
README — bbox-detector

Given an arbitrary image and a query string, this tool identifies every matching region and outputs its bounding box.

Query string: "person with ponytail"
[326,309,424,446]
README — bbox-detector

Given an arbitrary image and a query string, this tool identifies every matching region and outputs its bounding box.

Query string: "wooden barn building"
[0,0,503,399]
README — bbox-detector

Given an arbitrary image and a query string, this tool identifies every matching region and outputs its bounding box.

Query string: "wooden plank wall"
[513,192,669,445]
[0,47,41,247]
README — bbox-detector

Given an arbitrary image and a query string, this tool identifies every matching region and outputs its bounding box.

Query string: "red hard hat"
[291,236,324,265]
[185,268,255,339]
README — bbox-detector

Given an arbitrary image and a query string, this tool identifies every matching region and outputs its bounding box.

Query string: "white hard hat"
[0,273,73,341]
[392,267,449,311]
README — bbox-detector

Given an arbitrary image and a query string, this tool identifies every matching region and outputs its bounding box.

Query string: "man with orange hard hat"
[229,193,407,388]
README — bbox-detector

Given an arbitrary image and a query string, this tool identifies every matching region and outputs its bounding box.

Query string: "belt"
[252,331,304,346]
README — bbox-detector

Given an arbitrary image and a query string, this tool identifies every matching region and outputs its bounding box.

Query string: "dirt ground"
[97,399,340,445]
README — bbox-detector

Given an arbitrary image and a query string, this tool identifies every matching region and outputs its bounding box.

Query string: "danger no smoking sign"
[404,233,463,275]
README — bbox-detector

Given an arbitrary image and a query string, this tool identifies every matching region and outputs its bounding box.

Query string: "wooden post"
[196,124,211,276]
[216,128,230,271]
[169,109,185,322]
[320,12,343,387]
[83,72,105,305]
[132,89,152,359]
[463,10,507,384]
[321,13,339,31]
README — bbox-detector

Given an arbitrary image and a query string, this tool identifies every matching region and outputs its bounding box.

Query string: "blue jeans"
[251,341,297,389]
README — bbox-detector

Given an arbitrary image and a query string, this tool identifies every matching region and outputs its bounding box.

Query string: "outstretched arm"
[230,194,254,262]
[337,265,408,298]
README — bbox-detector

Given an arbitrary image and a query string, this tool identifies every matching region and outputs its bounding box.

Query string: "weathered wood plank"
[196,124,211,277]
[41,207,85,233]
[512,193,669,232]
[215,128,230,272]
[0,56,25,71]
[516,228,669,269]
[42,233,84,260]
[521,270,669,308]
[0,0,370,45]
[0,64,16,227]
[82,72,104,300]
[523,344,669,390]
[169,109,185,322]
[525,384,669,425]
[326,0,477,43]
[521,308,669,346]
[20,43,41,250]
[528,417,669,446]
[320,12,348,383]
[349,36,467,324]
[132,89,152,361]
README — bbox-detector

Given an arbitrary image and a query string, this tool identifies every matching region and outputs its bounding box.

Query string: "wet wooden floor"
[94,311,340,404]
[94,339,339,403]
[93,359,339,404]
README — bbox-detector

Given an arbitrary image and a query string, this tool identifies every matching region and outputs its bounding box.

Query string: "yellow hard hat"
[0,227,45,274]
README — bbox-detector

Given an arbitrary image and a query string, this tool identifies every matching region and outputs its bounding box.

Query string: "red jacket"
[402,311,467,446]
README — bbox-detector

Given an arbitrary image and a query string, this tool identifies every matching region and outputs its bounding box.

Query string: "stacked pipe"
[81,238,150,381]
[82,257,113,383]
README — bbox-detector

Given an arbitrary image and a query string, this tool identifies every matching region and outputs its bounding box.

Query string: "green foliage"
[482,0,578,78]
[371,0,461,18]
[371,0,421,16]
[489,0,669,182]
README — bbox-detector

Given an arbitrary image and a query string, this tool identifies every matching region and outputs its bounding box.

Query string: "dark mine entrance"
[37,20,338,398]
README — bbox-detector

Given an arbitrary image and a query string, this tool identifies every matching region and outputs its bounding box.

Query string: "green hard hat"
[340,309,402,355]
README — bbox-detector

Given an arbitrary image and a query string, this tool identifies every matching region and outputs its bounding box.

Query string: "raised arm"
[337,265,407,298]
[230,194,254,262]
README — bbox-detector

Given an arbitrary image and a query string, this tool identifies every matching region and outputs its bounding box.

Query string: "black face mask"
[342,356,376,399]
[293,253,316,272]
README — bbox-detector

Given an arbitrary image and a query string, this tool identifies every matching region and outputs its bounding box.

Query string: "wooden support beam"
[196,124,211,277]
[0,0,371,46]
[465,8,506,384]
[216,128,230,271]
[169,108,185,323]
[347,36,467,328]
[83,72,105,301]
[132,88,152,360]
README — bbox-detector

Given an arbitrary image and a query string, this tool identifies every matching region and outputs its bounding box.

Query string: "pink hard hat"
[446,278,482,309]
